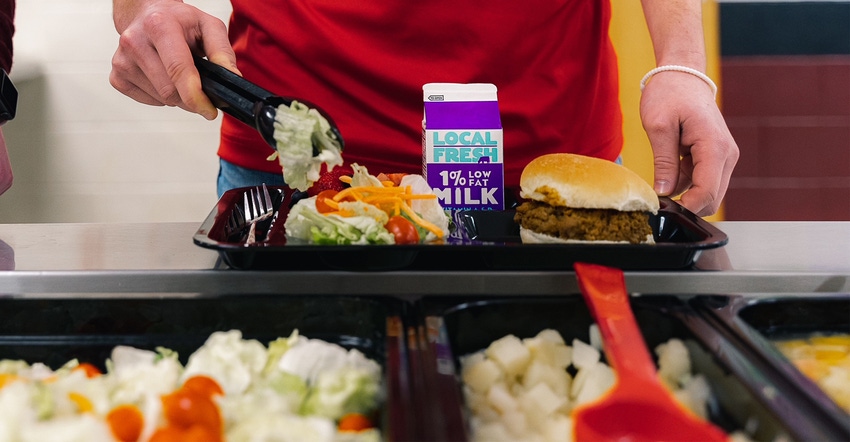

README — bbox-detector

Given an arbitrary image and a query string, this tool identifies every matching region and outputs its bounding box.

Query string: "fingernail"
[655,180,672,195]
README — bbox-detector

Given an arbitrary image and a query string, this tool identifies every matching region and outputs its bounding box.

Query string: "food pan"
[193,186,727,271]
[693,294,850,439]
[411,295,842,441]
[0,295,413,441]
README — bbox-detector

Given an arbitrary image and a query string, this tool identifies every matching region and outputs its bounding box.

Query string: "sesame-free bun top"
[519,153,659,213]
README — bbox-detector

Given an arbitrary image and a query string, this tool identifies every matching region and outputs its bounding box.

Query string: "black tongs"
[194,56,344,153]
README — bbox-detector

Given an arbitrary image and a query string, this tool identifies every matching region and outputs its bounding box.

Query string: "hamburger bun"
[514,154,659,244]
[519,153,659,213]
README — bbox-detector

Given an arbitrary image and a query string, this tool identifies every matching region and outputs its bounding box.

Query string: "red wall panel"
[722,56,850,220]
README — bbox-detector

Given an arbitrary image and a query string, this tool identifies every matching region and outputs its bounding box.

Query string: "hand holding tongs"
[194,56,344,154]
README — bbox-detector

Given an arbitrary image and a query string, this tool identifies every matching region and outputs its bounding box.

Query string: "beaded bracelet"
[639,65,718,99]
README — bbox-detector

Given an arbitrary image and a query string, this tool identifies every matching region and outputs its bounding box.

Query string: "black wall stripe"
[720,2,850,56]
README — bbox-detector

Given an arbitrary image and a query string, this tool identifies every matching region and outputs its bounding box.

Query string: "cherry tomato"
[161,389,222,434]
[73,362,102,378]
[338,413,374,432]
[385,216,419,244]
[385,173,408,186]
[182,425,223,442]
[315,189,339,214]
[150,425,222,442]
[148,426,185,442]
[107,404,144,442]
[182,375,223,399]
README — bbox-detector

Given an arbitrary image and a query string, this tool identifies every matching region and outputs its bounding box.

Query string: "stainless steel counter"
[0,221,848,297]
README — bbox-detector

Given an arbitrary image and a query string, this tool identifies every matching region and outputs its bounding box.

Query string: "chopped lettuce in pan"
[0,330,382,442]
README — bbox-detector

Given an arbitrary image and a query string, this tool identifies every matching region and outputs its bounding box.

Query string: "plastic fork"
[572,262,728,442]
[242,184,274,244]
[244,184,274,224]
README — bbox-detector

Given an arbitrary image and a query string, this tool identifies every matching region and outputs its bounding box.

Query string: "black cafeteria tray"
[411,295,845,441]
[693,294,850,439]
[193,186,728,271]
[0,295,414,442]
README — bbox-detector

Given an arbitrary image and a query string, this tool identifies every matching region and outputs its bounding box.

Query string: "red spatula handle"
[574,262,659,384]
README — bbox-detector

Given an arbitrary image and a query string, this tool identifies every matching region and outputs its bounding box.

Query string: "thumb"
[646,129,681,197]
[652,150,680,196]
[207,51,241,77]
[197,13,241,76]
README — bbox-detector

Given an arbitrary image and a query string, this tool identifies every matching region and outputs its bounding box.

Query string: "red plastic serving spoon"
[572,262,728,442]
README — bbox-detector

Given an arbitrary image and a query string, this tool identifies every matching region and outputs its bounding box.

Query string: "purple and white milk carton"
[422,83,504,211]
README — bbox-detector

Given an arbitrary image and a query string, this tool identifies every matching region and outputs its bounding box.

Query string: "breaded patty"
[514,201,653,244]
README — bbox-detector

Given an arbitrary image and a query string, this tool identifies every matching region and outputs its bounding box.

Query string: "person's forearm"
[640,0,706,71]
[113,0,181,33]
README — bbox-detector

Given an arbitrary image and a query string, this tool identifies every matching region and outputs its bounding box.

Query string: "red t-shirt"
[222,0,622,187]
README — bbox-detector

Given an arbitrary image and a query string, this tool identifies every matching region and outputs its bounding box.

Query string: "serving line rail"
[0,221,848,297]
[0,270,848,299]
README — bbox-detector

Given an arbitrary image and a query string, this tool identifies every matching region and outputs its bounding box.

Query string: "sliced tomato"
[315,189,339,214]
[385,215,419,244]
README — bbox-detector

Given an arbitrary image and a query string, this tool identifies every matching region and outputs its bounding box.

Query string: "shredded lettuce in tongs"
[267,101,343,191]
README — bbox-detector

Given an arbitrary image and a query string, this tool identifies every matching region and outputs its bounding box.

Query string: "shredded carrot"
[322,198,340,210]
[324,209,357,217]
[400,202,444,237]
[332,188,363,202]
[321,181,445,239]
[402,194,437,200]
[0,374,21,389]
[339,175,353,184]
[68,392,95,413]
[364,196,405,206]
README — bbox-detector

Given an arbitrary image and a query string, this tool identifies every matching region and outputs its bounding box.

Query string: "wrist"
[655,52,706,73]
[640,65,717,99]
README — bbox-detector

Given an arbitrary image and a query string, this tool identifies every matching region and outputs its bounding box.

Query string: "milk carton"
[422,83,504,211]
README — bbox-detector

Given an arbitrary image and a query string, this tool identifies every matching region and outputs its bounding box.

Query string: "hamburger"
[514,153,659,244]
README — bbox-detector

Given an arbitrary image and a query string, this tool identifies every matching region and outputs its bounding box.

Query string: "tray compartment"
[413,295,841,441]
[0,295,413,441]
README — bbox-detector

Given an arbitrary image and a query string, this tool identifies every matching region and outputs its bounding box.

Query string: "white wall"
[0,0,233,223]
